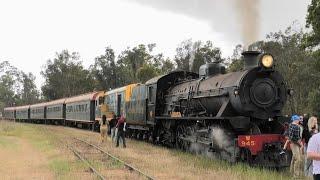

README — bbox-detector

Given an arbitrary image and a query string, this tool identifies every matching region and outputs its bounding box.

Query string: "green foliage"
[41,50,94,100]
[174,39,223,73]
[0,61,39,112]
[90,47,117,90]
[304,0,320,48]
[19,73,39,105]
[227,44,244,72]
[263,28,318,115]
[308,89,320,117]
[136,64,159,83]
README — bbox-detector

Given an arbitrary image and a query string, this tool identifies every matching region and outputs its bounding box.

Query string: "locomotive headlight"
[261,54,274,68]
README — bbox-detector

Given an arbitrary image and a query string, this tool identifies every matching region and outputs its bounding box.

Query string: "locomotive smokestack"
[242,51,261,70]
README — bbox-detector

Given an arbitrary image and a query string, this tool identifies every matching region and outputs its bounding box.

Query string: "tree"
[174,40,223,73]
[174,39,193,71]
[304,0,320,116]
[91,47,117,90]
[192,41,223,72]
[136,64,158,83]
[19,73,39,105]
[304,0,320,48]
[41,50,94,100]
[0,61,39,111]
[116,44,169,85]
[227,44,244,72]
[161,58,175,74]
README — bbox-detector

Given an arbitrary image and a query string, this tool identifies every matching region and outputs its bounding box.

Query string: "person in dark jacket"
[109,115,117,142]
[116,113,126,148]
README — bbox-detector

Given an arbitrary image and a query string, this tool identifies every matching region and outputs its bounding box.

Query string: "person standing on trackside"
[116,113,126,148]
[100,115,108,143]
[289,115,304,179]
[306,116,319,179]
[109,115,117,142]
[307,130,320,180]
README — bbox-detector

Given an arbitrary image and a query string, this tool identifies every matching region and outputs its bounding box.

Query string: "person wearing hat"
[286,114,304,178]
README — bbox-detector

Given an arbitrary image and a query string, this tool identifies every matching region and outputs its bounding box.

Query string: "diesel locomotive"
[3,51,291,167]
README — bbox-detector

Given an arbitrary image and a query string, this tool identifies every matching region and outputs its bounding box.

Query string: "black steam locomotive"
[141,51,290,167]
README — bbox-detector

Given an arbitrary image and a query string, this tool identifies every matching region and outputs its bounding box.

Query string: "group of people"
[281,114,319,179]
[99,112,127,148]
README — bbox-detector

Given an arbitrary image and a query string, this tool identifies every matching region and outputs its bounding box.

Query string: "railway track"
[41,125,155,180]
[72,137,155,180]
[64,141,106,180]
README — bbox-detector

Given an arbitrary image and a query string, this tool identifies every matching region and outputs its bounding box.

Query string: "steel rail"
[39,126,106,180]
[63,140,106,180]
[74,137,155,180]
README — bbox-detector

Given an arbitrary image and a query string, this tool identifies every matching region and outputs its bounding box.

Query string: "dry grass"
[49,126,294,180]
[0,120,95,180]
[0,120,299,179]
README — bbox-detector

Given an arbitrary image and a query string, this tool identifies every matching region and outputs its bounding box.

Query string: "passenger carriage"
[3,107,16,120]
[65,91,104,129]
[15,105,30,121]
[30,102,47,123]
[46,98,66,125]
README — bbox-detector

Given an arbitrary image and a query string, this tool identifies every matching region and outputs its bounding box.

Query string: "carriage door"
[117,94,122,117]
[147,84,156,123]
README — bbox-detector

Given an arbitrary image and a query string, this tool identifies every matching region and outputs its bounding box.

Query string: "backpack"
[288,124,301,143]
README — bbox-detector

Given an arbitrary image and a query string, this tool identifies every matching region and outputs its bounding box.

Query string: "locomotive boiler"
[163,51,287,129]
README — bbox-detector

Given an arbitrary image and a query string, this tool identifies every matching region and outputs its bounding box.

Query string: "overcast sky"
[0,0,311,89]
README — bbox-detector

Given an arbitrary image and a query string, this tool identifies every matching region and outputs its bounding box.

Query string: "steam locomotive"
[3,51,291,168]
[138,51,290,167]
[99,50,291,167]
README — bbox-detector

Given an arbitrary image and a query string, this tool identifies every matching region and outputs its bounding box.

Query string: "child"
[280,115,304,155]
[280,122,290,155]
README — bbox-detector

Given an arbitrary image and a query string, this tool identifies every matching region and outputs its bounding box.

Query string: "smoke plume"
[234,0,260,48]
[128,0,260,48]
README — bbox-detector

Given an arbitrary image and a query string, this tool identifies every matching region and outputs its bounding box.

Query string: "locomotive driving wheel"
[176,125,185,150]
[176,124,194,151]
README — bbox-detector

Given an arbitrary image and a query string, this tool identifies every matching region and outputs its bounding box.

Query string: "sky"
[0,0,311,89]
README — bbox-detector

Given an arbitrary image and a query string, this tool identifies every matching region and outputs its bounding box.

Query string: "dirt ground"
[0,136,54,179]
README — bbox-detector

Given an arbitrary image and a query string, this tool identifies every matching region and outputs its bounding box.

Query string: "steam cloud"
[128,0,260,49]
[234,0,260,48]
[189,126,236,162]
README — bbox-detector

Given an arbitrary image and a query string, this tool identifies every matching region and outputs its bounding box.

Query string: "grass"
[172,150,291,180]
[0,136,18,149]
[0,120,90,179]
[49,159,71,175]
[0,120,302,179]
